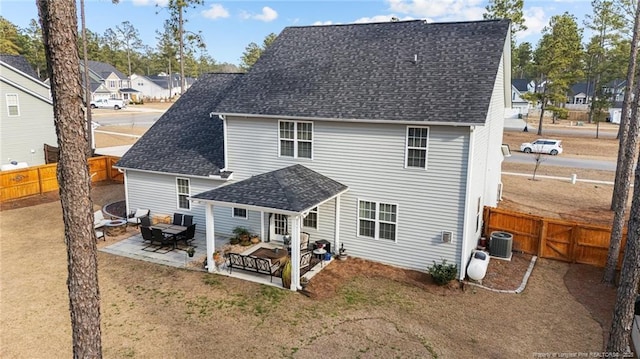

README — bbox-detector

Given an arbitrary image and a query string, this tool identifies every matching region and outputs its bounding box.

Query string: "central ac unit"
[489,231,513,258]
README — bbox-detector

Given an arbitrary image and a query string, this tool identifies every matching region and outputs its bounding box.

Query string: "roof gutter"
[113,166,232,181]
[211,112,484,127]
[189,199,302,216]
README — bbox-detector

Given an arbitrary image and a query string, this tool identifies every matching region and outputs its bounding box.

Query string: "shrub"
[428,259,458,285]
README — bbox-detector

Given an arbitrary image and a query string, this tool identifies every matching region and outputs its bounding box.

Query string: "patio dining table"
[150,224,187,236]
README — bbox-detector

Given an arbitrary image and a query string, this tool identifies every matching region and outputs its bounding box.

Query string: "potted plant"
[250,233,260,244]
[186,247,195,257]
[233,226,251,246]
[300,277,310,289]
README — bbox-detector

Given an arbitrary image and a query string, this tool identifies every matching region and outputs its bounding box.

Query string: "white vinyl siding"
[405,126,428,168]
[232,207,247,219]
[357,200,397,241]
[279,120,312,158]
[0,71,56,166]
[176,178,190,210]
[6,93,19,116]
[223,116,470,272]
[303,207,318,229]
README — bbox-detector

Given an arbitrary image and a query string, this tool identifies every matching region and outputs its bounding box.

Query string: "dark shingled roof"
[570,82,593,96]
[88,60,127,79]
[192,164,348,213]
[0,54,40,80]
[116,73,243,176]
[512,79,530,92]
[215,19,509,124]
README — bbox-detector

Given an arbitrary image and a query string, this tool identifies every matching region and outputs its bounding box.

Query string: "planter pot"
[250,236,260,244]
[339,254,347,261]
[188,252,194,257]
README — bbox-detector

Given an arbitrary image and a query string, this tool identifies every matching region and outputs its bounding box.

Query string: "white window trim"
[6,93,20,117]
[278,120,314,159]
[176,177,191,211]
[356,198,398,242]
[232,207,248,219]
[404,126,429,170]
[303,206,319,230]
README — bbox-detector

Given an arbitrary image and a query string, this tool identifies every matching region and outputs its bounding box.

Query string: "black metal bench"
[227,253,280,282]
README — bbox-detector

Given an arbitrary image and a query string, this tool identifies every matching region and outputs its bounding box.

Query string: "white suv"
[520,139,563,155]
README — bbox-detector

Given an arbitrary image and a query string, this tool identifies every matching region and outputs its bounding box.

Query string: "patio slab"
[99,231,330,289]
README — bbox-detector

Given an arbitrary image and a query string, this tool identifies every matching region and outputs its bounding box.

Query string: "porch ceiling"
[191,164,348,214]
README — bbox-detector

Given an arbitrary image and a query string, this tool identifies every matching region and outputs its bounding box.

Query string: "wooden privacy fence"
[1,156,123,202]
[483,206,626,268]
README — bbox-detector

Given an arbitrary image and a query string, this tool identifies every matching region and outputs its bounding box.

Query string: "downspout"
[459,126,476,281]
[123,170,130,217]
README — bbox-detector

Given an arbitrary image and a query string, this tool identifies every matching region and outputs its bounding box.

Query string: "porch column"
[260,211,265,243]
[205,203,215,273]
[290,215,301,291]
[334,195,341,253]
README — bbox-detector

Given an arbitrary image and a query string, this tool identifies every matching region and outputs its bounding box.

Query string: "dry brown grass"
[0,188,607,357]
[0,125,622,357]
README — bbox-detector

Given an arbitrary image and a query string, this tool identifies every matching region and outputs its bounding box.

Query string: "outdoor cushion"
[94,210,110,229]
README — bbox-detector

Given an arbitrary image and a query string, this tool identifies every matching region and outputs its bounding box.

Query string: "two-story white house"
[116,19,511,290]
[0,54,57,169]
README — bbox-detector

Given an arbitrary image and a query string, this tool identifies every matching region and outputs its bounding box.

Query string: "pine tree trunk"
[607,157,640,353]
[604,1,640,284]
[611,3,640,211]
[37,1,103,358]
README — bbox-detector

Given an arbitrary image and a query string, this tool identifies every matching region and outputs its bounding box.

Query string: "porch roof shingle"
[192,165,348,213]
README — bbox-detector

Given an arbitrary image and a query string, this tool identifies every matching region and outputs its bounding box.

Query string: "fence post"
[37,166,43,195]
[537,219,547,257]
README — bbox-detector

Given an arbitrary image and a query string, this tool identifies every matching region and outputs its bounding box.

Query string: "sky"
[1,0,594,66]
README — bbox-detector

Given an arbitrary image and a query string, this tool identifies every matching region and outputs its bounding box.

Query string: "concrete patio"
[99,230,330,289]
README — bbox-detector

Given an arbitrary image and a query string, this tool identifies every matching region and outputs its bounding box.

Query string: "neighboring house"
[130,73,195,101]
[0,54,57,169]
[567,82,593,109]
[116,19,511,290]
[510,79,534,116]
[80,60,131,100]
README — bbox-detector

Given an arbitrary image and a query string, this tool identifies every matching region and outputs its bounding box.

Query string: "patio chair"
[127,208,150,227]
[95,229,105,241]
[176,224,196,246]
[300,251,312,269]
[300,232,310,252]
[150,228,176,250]
[182,215,193,227]
[140,226,153,242]
[173,213,184,226]
[94,210,110,229]
[140,215,151,228]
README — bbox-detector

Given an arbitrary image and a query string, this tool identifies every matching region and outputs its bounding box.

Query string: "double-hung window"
[176,178,190,210]
[303,207,318,229]
[358,200,398,241]
[279,121,313,158]
[6,94,19,116]
[233,208,247,219]
[405,126,429,169]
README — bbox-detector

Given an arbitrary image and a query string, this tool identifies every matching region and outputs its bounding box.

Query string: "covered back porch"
[192,164,348,291]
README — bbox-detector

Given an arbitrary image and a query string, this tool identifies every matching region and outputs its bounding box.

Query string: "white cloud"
[202,4,230,19]
[354,15,415,23]
[386,0,484,20]
[312,20,335,26]
[240,6,278,22]
[251,6,279,22]
[132,0,168,7]
[520,7,548,42]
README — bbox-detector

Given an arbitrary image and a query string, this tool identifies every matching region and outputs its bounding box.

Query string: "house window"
[176,178,190,210]
[6,94,19,116]
[274,214,287,235]
[406,126,429,168]
[358,200,397,241]
[233,208,247,219]
[303,207,318,229]
[109,80,116,88]
[279,121,313,158]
